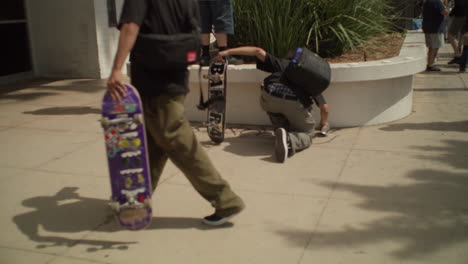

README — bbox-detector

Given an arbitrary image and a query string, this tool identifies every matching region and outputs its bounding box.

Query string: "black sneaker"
[200,56,211,67]
[460,68,466,73]
[426,65,441,72]
[448,57,461,64]
[274,127,290,163]
[202,209,242,226]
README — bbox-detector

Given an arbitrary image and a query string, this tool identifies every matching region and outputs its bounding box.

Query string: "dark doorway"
[0,0,32,77]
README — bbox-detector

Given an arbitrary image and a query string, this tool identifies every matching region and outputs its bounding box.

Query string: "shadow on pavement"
[23,106,101,115]
[198,127,275,159]
[13,187,135,252]
[0,78,106,94]
[380,120,468,133]
[0,92,59,101]
[418,71,458,76]
[13,187,233,252]
[0,79,105,102]
[200,136,277,162]
[276,169,468,259]
[412,139,468,170]
[275,138,468,260]
[222,137,273,157]
[0,78,57,95]
[146,217,233,230]
[36,79,107,94]
[414,87,467,91]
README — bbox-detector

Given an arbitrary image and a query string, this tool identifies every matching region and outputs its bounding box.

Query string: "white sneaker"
[274,128,288,163]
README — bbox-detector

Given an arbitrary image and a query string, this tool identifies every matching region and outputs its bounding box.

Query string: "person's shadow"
[13,187,136,252]
[13,187,226,252]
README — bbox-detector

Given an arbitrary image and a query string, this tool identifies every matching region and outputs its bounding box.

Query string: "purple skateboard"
[101,83,152,231]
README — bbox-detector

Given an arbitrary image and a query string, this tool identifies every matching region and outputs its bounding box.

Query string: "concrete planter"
[185,30,426,127]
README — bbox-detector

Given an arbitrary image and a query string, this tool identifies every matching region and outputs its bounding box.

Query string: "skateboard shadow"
[13,187,232,252]
[380,120,468,133]
[147,217,233,230]
[0,78,106,96]
[23,106,101,115]
[13,187,137,252]
[0,92,59,102]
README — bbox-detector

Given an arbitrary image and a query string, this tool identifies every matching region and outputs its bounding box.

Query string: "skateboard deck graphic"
[204,60,228,144]
[101,84,152,231]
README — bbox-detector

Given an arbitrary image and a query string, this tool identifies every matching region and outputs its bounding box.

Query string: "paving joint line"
[296,126,362,263]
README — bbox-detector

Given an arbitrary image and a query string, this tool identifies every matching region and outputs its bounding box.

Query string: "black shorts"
[198,0,234,34]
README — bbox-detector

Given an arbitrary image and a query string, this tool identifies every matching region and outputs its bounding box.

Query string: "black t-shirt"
[422,0,446,33]
[256,53,312,107]
[450,0,465,17]
[256,53,289,85]
[119,0,199,96]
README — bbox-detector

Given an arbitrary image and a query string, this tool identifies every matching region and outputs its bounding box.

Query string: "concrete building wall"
[93,0,126,79]
[25,0,125,79]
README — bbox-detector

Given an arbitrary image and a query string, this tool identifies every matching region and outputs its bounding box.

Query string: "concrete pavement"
[1,45,468,264]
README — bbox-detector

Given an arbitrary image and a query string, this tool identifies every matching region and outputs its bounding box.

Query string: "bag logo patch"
[186,51,197,63]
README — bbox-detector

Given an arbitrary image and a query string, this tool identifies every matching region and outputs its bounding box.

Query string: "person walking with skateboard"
[217,46,331,162]
[107,0,244,226]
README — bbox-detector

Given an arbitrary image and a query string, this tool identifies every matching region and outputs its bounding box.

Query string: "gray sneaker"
[274,128,289,163]
[319,123,330,136]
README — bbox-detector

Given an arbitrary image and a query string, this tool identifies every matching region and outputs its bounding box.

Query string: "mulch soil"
[324,33,405,63]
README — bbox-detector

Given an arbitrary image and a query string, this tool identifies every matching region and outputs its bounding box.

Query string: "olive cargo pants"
[142,93,244,216]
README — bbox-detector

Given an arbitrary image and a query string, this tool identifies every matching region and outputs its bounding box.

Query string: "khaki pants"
[463,32,468,46]
[259,90,315,154]
[142,93,244,216]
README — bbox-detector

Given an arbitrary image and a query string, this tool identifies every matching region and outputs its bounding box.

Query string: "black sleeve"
[256,53,290,73]
[190,0,201,31]
[118,0,147,29]
[312,94,326,105]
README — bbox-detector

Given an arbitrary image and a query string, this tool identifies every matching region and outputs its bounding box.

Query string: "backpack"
[131,0,200,70]
[280,47,331,97]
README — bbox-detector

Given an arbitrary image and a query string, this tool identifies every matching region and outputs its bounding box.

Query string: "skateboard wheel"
[134,114,143,125]
[118,122,127,131]
[109,202,120,212]
[210,136,224,145]
[100,117,110,129]
[144,198,152,208]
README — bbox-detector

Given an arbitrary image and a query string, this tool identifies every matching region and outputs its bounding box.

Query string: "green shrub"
[231,0,398,58]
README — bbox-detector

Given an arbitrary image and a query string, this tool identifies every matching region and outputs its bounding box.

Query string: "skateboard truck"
[109,187,151,213]
[100,114,143,129]
[203,73,224,83]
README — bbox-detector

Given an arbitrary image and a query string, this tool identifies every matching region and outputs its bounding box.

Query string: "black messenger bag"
[130,0,200,70]
[131,33,200,70]
[281,47,331,97]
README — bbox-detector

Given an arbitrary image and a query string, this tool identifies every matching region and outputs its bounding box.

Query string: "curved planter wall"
[185,30,427,127]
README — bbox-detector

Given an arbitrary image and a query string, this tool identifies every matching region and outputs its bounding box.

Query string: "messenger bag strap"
[197,64,207,110]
